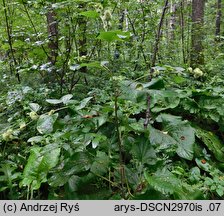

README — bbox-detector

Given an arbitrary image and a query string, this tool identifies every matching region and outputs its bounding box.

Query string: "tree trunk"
[77,3,88,84]
[2,0,20,82]
[169,0,177,40]
[46,10,58,65]
[215,0,222,38]
[190,0,205,67]
[114,9,125,60]
[150,0,169,72]
[180,0,186,63]
[144,0,169,129]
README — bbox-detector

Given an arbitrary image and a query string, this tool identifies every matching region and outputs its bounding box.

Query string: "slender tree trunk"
[144,0,169,129]
[180,0,186,63]
[215,0,222,38]
[46,9,59,65]
[186,1,191,64]
[2,0,20,82]
[22,0,49,61]
[150,0,169,72]
[169,0,177,41]
[114,9,124,60]
[190,0,205,67]
[77,3,88,84]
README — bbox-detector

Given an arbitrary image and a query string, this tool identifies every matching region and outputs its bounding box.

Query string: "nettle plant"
[1,68,224,199]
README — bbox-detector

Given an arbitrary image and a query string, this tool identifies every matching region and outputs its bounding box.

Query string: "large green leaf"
[150,90,180,112]
[36,113,58,134]
[149,126,177,150]
[49,152,92,188]
[156,114,195,160]
[80,62,102,68]
[75,97,92,110]
[181,98,200,114]
[143,78,164,89]
[156,113,182,125]
[144,169,195,199]
[167,125,195,160]
[80,10,99,18]
[20,146,60,190]
[119,80,143,102]
[97,31,130,42]
[90,151,109,175]
[97,31,120,42]
[131,136,157,165]
[194,127,224,162]
[199,97,222,110]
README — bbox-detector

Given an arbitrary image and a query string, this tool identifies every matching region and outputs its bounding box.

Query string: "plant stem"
[144,0,169,129]
[2,0,20,82]
[114,91,125,198]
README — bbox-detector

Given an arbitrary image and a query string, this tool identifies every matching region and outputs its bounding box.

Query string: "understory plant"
[1,67,224,200]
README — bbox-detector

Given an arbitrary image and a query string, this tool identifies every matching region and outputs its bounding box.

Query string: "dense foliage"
[0,0,224,200]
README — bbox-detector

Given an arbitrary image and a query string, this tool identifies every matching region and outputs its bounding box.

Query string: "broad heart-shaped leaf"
[37,113,58,134]
[131,136,157,165]
[121,78,164,93]
[150,90,180,113]
[156,114,195,160]
[20,146,60,190]
[143,78,164,89]
[119,80,149,103]
[119,80,143,102]
[149,126,177,150]
[172,125,195,160]
[156,113,183,125]
[194,127,224,162]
